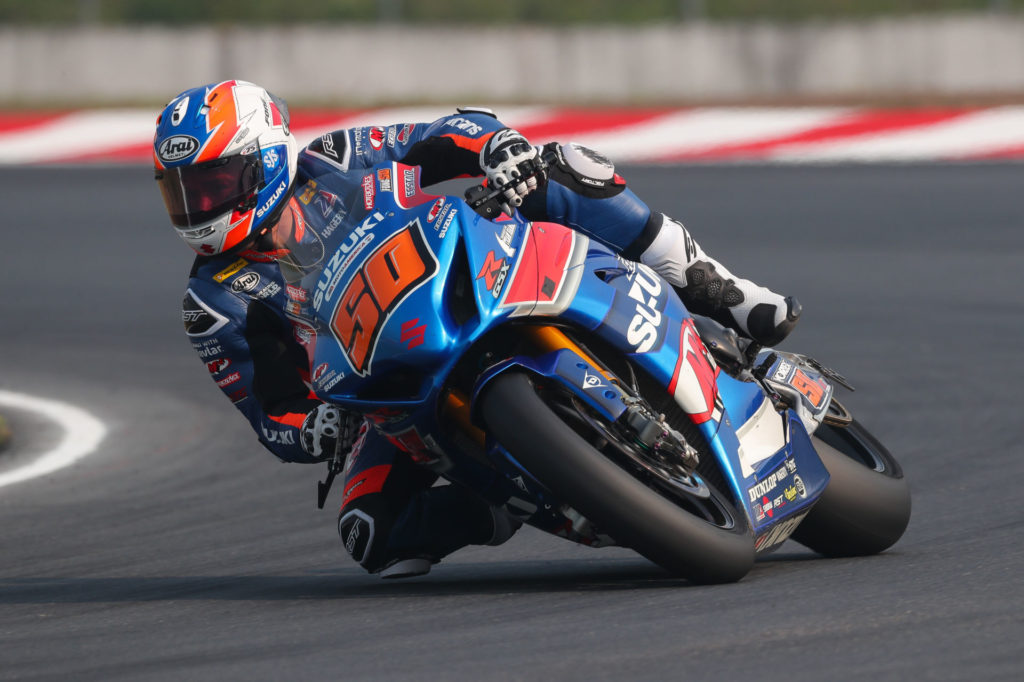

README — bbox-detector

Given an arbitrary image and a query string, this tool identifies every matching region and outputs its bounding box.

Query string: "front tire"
[792,420,911,556]
[481,371,754,584]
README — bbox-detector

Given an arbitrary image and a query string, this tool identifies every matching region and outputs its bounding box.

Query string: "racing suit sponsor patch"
[183,289,229,337]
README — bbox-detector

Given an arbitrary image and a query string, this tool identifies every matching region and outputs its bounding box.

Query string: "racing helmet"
[154,80,298,256]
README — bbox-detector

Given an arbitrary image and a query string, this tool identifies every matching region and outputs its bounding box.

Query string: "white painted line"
[0,390,107,488]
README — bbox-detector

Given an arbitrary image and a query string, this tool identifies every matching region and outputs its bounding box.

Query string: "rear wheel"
[481,371,754,583]
[792,416,911,556]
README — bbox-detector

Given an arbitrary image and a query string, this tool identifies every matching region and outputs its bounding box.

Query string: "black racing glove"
[300,403,363,461]
[480,128,545,214]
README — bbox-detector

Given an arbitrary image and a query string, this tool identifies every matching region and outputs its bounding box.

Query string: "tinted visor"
[156,154,263,228]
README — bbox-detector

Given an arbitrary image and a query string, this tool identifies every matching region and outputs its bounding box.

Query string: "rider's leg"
[521,142,800,347]
[337,429,520,578]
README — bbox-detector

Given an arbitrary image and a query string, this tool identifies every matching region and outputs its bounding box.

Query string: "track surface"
[1,165,1021,680]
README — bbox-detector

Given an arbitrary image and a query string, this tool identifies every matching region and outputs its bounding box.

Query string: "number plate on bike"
[767,355,833,414]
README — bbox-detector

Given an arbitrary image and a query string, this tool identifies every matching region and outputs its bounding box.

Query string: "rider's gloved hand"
[480,128,544,214]
[300,403,363,461]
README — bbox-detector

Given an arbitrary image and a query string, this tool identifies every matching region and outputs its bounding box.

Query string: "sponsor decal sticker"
[369,127,385,150]
[747,458,797,503]
[213,258,248,283]
[475,250,509,299]
[261,426,295,445]
[321,133,338,159]
[321,372,345,391]
[755,512,808,551]
[362,174,376,210]
[772,359,794,382]
[445,117,483,136]
[403,169,417,198]
[231,272,261,293]
[256,180,287,218]
[437,208,457,238]
[625,264,666,354]
[206,358,230,374]
[377,168,392,193]
[313,211,385,310]
[254,281,282,300]
[427,199,445,222]
[312,363,330,383]
[182,290,229,337]
[194,341,224,359]
[299,180,318,205]
[158,135,199,162]
[582,370,605,390]
[216,371,241,388]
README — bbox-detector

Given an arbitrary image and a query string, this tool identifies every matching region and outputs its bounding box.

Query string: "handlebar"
[464,150,556,220]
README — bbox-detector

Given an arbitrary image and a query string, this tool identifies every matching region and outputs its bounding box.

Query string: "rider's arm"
[300,109,507,185]
[184,277,323,463]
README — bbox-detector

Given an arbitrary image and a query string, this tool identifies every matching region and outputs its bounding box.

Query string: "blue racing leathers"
[183,109,658,573]
[182,110,509,464]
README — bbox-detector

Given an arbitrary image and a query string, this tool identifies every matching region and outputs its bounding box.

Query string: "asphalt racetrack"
[1,164,1022,681]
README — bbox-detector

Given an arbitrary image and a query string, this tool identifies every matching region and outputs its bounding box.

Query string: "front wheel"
[792,419,911,556]
[481,371,754,584]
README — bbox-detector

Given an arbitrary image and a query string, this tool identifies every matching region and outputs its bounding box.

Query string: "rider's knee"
[523,142,651,252]
[542,142,627,199]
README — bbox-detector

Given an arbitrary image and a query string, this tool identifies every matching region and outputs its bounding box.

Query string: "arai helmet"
[154,80,298,256]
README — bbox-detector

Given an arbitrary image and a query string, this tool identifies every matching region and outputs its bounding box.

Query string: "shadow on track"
[0,550,834,605]
[0,561,686,604]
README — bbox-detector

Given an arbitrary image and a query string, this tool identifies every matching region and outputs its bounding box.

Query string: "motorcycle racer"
[155,80,799,578]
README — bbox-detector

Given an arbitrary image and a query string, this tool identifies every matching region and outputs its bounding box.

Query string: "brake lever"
[316,451,346,510]
[464,150,554,218]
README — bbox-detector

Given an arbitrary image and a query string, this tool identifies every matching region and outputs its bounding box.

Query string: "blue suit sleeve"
[300,111,506,185]
[184,278,320,463]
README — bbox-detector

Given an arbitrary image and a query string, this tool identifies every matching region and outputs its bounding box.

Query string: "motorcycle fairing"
[301,163,830,548]
[521,227,831,540]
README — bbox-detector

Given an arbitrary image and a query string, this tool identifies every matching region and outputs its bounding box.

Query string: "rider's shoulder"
[301,130,350,170]
[187,255,281,311]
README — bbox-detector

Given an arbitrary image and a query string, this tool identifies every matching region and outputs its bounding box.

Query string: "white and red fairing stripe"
[4,106,1024,164]
[669,318,723,425]
[499,220,588,318]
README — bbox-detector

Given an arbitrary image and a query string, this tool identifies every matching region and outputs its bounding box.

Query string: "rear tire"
[792,420,911,556]
[481,371,754,584]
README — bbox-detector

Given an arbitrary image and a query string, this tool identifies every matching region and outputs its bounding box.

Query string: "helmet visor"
[156,154,263,228]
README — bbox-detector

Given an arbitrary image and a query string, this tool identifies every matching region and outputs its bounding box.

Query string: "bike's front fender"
[471,347,629,426]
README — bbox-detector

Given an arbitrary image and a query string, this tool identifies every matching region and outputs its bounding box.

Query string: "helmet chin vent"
[180,225,216,240]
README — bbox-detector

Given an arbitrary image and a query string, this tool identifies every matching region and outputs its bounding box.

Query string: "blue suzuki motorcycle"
[291,161,911,584]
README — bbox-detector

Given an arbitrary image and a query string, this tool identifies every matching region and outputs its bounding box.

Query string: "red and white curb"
[2,105,1024,164]
[0,390,107,488]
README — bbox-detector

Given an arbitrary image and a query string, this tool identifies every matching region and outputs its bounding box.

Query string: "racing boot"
[636,214,801,347]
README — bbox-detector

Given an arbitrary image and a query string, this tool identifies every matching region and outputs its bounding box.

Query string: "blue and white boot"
[639,215,801,347]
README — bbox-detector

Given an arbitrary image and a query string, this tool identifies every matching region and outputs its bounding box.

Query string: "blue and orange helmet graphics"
[154,80,298,256]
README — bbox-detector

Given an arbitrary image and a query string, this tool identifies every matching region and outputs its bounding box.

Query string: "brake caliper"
[622,400,700,472]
